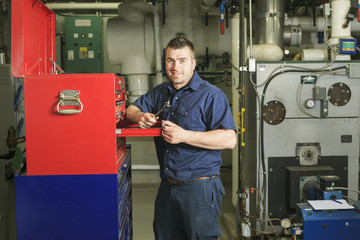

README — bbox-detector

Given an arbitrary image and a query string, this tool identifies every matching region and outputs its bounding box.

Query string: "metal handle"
[57,90,83,115]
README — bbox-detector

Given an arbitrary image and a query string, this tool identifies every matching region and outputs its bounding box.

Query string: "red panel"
[25,74,122,175]
[11,0,55,77]
[116,122,162,137]
[116,137,127,169]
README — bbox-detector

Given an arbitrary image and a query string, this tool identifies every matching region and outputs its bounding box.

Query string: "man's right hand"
[125,105,157,129]
[138,112,157,129]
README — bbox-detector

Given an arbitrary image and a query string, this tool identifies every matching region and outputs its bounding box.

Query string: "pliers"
[155,100,171,118]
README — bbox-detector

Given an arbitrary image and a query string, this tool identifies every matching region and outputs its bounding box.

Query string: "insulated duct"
[45,3,120,10]
[255,0,285,49]
[107,2,155,103]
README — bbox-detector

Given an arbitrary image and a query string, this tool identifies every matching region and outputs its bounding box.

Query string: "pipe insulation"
[45,3,121,10]
[331,0,351,38]
[247,44,283,61]
[107,2,155,103]
[131,164,160,171]
[302,48,328,61]
[285,16,360,32]
[329,0,352,60]
[285,17,327,32]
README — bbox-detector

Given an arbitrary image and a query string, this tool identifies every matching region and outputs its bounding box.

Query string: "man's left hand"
[161,120,189,144]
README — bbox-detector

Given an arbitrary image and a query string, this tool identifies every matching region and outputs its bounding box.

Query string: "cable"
[327,187,360,194]
[296,68,347,118]
[324,15,337,56]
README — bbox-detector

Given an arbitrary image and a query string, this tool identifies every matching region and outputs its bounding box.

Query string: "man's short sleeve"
[206,91,236,131]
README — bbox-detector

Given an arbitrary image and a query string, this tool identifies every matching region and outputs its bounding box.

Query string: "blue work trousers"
[153,176,225,240]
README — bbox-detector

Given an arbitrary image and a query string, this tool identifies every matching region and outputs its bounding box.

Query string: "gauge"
[281,218,291,229]
[304,99,316,109]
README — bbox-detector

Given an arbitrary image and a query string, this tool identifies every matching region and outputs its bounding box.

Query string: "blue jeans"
[153,176,225,240]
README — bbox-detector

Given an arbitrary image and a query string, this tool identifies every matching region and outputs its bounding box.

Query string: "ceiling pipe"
[45,3,121,10]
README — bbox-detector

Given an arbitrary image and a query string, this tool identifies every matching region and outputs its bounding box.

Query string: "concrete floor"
[132,173,238,240]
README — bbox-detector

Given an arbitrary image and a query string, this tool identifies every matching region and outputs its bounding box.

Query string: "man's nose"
[172,60,180,69]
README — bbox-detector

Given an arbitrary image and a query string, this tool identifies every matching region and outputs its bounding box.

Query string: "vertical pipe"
[329,0,351,60]
[238,6,247,237]
[153,4,163,86]
[162,0,165,25]
[241,189,251,237]
[249,0,253,58]
[231,12,240,208]
[220,0,225,34]
[358,0,360,22]
[255,0,285,48]
[238,0,246,195]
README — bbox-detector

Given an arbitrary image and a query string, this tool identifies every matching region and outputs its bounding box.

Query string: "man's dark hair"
[166,37,195,55]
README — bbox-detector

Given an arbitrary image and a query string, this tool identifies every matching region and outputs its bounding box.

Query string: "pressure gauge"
[281,218,291,229]
[305,99,316,109]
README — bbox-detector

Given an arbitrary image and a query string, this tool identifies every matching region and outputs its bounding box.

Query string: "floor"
[132,172,238,240]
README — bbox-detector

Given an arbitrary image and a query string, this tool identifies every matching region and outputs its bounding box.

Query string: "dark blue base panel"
[297,203,360,240]
[15,174,121,240]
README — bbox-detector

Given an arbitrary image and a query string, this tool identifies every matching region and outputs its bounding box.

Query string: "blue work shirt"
[133,71,236,182]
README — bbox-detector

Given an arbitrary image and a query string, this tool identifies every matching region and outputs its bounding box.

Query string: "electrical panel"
[64,16,102,73]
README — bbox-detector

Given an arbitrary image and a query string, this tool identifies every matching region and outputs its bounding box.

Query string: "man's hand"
[125,105,157,129]
[161,120,236,150]
[161,120,189,144]
[138,112,157,129]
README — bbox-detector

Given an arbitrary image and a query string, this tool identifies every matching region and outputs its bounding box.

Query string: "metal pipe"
[238,0,246,195]
[255,0,285,48]
[248,0,253,58]
[162,0,165,25]
[153,5,163,87]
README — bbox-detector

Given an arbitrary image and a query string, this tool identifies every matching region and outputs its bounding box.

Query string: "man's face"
[165,46,196,90]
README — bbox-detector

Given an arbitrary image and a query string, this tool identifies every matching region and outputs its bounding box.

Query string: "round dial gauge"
[281,218,291,229]
[305,99,316,109]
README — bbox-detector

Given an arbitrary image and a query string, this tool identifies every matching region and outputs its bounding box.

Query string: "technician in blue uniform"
[126,37,237,240]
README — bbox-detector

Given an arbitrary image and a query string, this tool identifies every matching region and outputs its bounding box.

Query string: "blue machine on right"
[293,175,360,240]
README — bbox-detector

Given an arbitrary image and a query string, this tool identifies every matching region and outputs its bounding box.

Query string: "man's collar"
[167,70,202,93]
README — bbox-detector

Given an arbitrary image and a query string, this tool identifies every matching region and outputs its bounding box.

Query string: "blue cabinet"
[15,147,132,240]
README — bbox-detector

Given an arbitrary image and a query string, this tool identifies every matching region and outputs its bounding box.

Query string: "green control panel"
[64,16,102,73]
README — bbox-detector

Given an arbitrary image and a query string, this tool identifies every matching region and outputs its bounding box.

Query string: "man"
[126,37,236,240]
